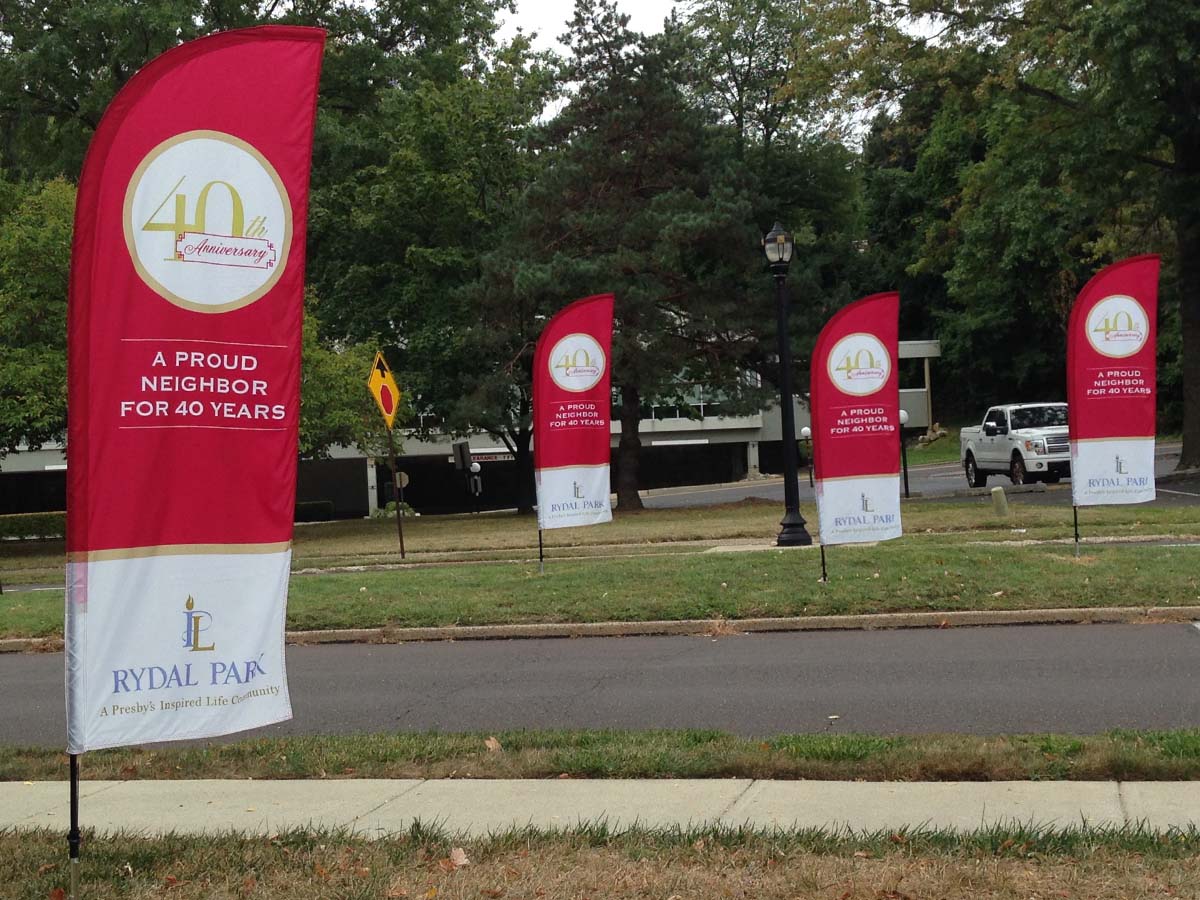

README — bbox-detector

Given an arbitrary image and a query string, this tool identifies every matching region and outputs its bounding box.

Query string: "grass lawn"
[3,498,1197,639]
[9,729,1200,783]
[5,498,1198,588]
[7,825,1200,899]
[4,524,1199,639]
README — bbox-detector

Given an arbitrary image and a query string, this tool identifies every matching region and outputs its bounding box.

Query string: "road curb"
[0,636,63,654]
[282,606,1200,645]
[8,605,1200,654]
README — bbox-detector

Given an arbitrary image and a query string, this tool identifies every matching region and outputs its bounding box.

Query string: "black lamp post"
[764,222,813,547]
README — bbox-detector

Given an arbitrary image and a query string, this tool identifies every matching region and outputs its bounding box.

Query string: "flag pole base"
[68,752,81,899]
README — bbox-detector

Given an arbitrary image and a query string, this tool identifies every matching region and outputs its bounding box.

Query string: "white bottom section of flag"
[816,475,902,545]
[1070,438,1156,506]
[65,549,292,753]
[536,466,612,530]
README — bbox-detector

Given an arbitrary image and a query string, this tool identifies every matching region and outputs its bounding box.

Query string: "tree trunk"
[1178,217,1200,469]
[616,382,644,511]
[1176,131,1200,469]
[513,427,535,515]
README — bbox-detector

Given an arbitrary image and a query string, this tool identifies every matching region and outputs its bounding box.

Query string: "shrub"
[0,511,66,540]
[372,501,416,519]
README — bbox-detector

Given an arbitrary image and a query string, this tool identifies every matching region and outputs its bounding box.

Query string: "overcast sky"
[497,0,684,53]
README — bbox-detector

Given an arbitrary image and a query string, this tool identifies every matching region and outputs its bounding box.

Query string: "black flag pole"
[538,528,545,575]
[68,752,81,899]
[819,544,828,583]
[1073,505,1080,558]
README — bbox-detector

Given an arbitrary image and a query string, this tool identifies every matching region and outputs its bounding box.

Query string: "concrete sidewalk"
[5,779,1200,836]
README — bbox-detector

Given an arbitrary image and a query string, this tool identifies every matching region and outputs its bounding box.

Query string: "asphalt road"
[7,623,1200,746]
[644,444,1198,509]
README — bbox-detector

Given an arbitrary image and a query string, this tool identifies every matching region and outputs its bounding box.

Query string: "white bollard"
[991,486,1009,517]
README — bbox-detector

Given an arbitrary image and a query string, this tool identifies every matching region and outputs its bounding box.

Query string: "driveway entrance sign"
[65,27,325,754]
[810,292,902,545]
[1067,255,1160,506]
[368,351,401,430]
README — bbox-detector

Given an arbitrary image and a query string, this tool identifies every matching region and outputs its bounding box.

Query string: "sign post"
[368,351,405,559]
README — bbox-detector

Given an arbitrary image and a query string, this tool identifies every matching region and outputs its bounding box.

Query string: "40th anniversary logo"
[828,332,890,397]
[549,333,606,393]
[1086,294,1149,359]
[123,130,292,313]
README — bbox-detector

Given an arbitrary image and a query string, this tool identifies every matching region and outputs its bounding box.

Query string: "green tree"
[0,177,73,457]
[0,0,240,178]
[684,0,807,156]
[305,31,555,513]
[497,0,773,510]
[299,295,389,460]
[0,0,514,179]
[683,0,886,415]
[810,0,1200,463]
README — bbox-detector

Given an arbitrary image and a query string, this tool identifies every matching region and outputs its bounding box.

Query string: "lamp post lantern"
[763,222,813,547]
[899,409,910,498]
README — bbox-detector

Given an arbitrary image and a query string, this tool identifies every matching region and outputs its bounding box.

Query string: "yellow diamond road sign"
[367,351,401,430]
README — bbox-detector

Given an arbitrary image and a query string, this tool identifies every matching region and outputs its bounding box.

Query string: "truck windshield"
[1010,406,1068,429]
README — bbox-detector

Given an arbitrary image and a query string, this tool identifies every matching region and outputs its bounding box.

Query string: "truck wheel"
[1044,473,1061,484]
[1010,455,1027,485]
[965,454,986,488]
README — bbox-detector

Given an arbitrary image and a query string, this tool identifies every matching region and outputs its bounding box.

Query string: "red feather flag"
[66,27,325,753]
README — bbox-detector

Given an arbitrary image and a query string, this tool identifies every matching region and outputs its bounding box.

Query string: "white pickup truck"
[960,403,1071,487]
